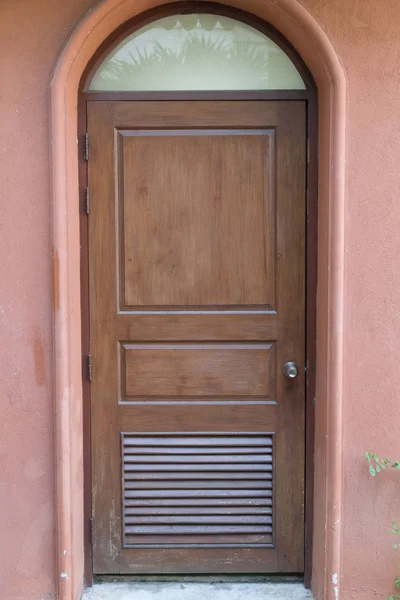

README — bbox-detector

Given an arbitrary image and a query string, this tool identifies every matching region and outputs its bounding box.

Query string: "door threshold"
[94,574,304,584]
[83,580,313,600]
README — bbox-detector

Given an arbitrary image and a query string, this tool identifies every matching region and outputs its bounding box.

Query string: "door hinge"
[84,133,89,161]
[87,351,92,382]
[85,187,90,215]
[89,516,94,547]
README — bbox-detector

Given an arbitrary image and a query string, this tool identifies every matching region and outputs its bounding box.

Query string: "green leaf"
[365,452,371,461]
[369,465,376,477]
[376,464,381,473]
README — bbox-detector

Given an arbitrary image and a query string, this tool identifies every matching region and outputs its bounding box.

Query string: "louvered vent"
[122,434,274,547]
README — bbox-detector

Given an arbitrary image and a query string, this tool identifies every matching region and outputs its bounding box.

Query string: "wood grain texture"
[123,343,274,397]
[118,546,278,573]
[117,404,280,433]
[121,130,273,307]
[88,99,306,574]
[115,311,278,341]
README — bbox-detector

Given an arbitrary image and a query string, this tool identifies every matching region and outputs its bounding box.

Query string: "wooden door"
[88,100,306,575]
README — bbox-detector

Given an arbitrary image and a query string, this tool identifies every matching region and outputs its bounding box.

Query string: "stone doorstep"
[82,582,314,600]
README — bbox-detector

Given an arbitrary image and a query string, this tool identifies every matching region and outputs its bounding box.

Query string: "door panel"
[88,100,306,574]
[122,343,274,398]
[121,130,273,307]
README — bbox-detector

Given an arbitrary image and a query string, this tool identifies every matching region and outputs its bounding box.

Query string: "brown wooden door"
[88,100,306,575]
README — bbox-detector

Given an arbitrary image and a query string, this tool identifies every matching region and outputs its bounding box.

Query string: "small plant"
[366,452,400,477]
[365,452,400,600]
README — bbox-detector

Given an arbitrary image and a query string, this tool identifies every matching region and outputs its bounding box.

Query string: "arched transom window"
[88,14,306,91]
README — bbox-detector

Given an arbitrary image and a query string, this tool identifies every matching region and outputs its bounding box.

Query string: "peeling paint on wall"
[332,573,338,599]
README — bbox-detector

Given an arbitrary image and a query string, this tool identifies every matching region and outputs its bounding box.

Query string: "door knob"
[283,361,298,379]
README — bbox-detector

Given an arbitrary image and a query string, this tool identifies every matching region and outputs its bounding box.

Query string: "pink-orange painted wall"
[1,1,400,599]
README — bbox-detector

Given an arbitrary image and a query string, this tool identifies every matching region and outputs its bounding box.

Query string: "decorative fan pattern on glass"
[89,14,305,91]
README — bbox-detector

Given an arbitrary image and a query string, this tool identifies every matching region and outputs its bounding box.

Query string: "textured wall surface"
[302,1,400,598]
[0,0,400,599]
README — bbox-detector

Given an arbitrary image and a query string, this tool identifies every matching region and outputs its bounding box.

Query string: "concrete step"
[82,582,314,600]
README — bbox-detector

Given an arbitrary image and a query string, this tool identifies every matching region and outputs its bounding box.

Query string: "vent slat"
[124,534,273,546]
[125,507,272,515]
[122,433,274,546]
[125,525,273,535]
[124,481,272,490]
[125,516,272,525]
[124,447,272,455]
[125,489,271,498]
[124,436,272,447]
[125,497,272,506]
[124,464,272,472]
[124,454,273,463]
[124,472,272,481]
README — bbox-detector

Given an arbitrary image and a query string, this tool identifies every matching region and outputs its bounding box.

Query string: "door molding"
[50,2,346,599]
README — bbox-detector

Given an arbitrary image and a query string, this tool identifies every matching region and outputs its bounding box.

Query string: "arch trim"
[51,1,346,599]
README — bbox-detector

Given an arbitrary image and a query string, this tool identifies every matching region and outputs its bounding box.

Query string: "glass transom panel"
[88,14,306,91]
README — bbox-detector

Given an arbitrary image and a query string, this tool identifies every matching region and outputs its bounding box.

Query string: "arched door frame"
[78,0,317,587]
[51,2,346,599]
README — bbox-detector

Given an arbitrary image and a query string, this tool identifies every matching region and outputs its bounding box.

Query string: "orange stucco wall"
[1,1,400,599]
